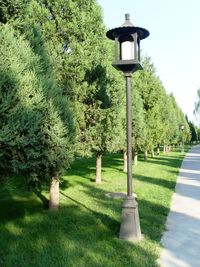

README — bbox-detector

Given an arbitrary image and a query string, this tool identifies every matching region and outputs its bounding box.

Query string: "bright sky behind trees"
[97,0,200,124]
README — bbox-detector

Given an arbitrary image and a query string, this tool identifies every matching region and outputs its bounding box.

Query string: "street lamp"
[180,123,185,153]
[106,14,149,241]
[190,132,192,145]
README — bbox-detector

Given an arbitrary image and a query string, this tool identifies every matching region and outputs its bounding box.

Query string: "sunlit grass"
[0,147,189,267]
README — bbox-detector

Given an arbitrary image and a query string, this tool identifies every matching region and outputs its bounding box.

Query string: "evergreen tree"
[194,88,200,117]
[0,24,75,209]
[168,94,182,145]
[134,56,165,159]
[196,128,200,143]
[188,121,197,143]
[159,93,178,151]
[0,0,25,23]
[18,0,125,183]
[132,84,146,165]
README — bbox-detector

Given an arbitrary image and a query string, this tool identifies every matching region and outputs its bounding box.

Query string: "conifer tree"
[17,0,125,183]
[134,57,165,159]
[0,24,75,210]
[132,85,146,165]
[0,0,24,23]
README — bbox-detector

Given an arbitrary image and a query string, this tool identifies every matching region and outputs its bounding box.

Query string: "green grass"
[0,147,189,267]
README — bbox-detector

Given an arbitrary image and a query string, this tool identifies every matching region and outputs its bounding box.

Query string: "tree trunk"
[144,150,148,161]
[96,153,102,184]
[151,149,155,158]
[123,151,127,172]
[49,174,59,211]
[163,145,166,153]
[157,144,160,155]
[134,146,138,166]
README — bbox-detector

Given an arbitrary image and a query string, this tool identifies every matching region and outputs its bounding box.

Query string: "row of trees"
[0,0,198,209]
[194,90,200,138]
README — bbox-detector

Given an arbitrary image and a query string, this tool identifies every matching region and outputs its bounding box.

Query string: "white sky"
[97,0,200,124]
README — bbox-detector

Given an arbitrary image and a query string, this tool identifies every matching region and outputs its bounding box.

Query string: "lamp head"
[106,14,149,73]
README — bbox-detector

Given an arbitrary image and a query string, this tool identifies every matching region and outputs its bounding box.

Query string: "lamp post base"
[119,196,142,242]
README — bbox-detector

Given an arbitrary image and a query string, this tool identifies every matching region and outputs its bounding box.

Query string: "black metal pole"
[125,73,132,197]
[182,130,184,153]
[119,72,142,241]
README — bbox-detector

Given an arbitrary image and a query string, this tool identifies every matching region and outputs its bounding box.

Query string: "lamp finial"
[125,14,130,21]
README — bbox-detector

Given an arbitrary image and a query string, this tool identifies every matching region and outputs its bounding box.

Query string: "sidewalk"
[158,145,200,267]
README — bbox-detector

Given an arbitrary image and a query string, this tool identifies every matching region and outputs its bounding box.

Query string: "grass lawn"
[0,147,188,267]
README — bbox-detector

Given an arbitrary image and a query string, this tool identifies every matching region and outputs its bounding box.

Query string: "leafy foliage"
[134,56,191,154]
[0,0,194,185]
[0,24,75,184]
[15,0,125,158]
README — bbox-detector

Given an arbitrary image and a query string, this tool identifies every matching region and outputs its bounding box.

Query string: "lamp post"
[106,14,149,241]
[180,123,185,153]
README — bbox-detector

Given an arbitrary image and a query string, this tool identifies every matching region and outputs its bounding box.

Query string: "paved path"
[158,145,200,267]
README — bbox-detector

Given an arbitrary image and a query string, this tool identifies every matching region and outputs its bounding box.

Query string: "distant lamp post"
[106,14,149,241]
[180,123,185,153]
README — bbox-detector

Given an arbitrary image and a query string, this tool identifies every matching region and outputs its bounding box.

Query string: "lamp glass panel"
[121,41,134,60]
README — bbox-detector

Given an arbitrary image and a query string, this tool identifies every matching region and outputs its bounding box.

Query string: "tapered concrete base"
[119,196,142,242]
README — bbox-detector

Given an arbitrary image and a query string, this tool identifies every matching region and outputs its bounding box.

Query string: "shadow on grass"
[143,155,184,169]
[0,200,159,267]
[0,177,165,267]
[60,191,119,234]
[0,178,49,224]
[138,199,169,242]
[0,192,43,224]
[134,174,176,190]
[66,181,169,244]
[64,153,124,182]
[0,150,186,267]
[63,152,183,187]
[33,189,49,209]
